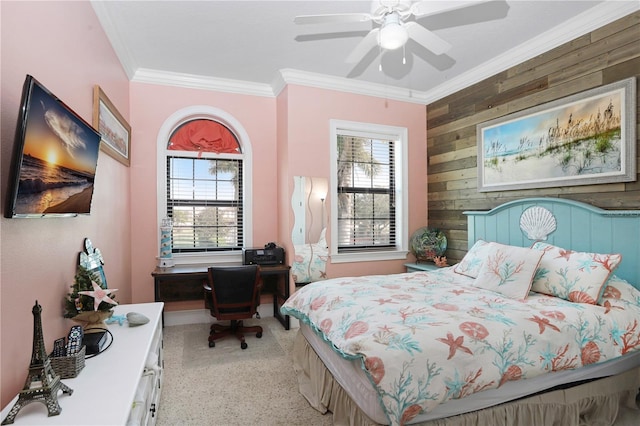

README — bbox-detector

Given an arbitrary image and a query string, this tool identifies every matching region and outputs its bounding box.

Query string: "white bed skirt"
[292,328,640,425]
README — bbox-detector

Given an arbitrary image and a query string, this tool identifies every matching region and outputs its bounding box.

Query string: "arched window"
[157,107,253,265]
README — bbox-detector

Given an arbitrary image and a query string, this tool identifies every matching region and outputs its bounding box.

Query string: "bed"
[281,198,640,425]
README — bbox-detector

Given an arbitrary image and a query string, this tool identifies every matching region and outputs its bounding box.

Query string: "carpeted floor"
[156,317,331,426]
[157,317,640,426]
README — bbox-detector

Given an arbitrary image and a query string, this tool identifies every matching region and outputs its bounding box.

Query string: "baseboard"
[164,303,274,327]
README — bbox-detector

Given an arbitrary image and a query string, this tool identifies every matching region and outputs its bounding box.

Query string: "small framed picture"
[93,85,131,166]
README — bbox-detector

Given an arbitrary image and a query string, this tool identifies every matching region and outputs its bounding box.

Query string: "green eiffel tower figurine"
[2,301,73,425]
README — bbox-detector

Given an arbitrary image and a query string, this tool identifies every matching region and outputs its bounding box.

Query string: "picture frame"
[477,77,636,192]
[93,85,131,166]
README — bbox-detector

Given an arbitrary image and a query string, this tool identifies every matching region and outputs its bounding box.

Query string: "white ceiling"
[91,0,639,104]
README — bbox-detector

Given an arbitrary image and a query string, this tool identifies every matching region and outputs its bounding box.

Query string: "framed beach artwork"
[477,77,636,192]
[93,85,131,166]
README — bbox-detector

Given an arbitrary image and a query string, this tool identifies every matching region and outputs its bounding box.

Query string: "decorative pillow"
[292,242,328,284]
[598,275,640,309]
[317,227,327,249]
[530,242,622,304]
[454,239,491,278]
[473,242,544,301]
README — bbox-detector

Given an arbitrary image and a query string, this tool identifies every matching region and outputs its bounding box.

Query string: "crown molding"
[132,68,275,98]
[91,0,138,79]
[131,67,427,104]
[421,1,640,103]
[274,69,428,104]
[98,1,638,105]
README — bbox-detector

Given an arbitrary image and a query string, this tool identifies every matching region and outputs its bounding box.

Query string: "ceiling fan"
[295,0,490,65]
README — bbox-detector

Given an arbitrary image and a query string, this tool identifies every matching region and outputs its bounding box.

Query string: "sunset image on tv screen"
[14,82,101,215]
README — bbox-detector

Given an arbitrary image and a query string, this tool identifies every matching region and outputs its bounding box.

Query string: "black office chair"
[203,265,263,349]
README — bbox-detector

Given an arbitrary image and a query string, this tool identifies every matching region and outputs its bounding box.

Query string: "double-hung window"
[166,155,243,252]
[158,108,253,265]
[329,120,408,263]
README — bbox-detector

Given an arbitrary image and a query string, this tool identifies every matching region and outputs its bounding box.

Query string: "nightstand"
[405,262,439,272]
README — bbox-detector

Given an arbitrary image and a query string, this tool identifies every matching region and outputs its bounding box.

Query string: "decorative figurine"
[158,217,175,267]
[433,256,449,267]
[64,266,118,333]
[79,238,108,288]
[2,301,73,425]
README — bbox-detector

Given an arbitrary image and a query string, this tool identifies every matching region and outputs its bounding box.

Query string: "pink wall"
[278,85,428,278]
[0,0,428,409]
[130,82,427,309]
[0,2,131,407]
[276,86,291,263]
[128,83,278,306]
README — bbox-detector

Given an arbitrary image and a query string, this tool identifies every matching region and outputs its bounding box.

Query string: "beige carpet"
[156,317,332,426]
[157,317,639,426]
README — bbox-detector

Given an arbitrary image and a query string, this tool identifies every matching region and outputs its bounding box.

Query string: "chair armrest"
[203,281,213,310]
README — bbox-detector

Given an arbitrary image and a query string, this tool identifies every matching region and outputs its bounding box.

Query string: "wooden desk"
[151,264,291,330]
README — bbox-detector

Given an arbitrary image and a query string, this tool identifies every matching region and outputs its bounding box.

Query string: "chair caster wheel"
[209,341,215,348]
[241,342,248,350]
[256,332,263,338]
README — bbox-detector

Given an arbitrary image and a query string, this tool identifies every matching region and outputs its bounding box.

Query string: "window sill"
[169,251,242,266]
[330,250,408,264]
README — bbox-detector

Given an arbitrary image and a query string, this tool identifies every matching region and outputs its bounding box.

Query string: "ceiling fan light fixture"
[378,13,408,50]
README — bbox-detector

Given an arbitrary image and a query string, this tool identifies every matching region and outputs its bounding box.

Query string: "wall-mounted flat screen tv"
[4,75,101,218]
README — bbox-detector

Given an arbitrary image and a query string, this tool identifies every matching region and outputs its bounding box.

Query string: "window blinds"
[336,135,396,251]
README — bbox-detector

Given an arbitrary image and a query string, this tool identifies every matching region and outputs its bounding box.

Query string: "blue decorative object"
[105,314,126,326]
[409,227,447,263]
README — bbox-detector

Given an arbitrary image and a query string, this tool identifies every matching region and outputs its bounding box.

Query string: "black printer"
[242,243,285,266]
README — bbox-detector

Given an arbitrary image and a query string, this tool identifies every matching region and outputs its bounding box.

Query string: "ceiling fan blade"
[294,13,372,25]
[411,0,490,18]
[346,28,380,64]
[405,22,451,55]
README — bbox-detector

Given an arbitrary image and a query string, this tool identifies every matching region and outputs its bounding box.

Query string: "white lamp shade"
[378,13,408,50]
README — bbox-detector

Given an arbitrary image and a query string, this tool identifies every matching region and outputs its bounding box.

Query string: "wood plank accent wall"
[426,12,640,264]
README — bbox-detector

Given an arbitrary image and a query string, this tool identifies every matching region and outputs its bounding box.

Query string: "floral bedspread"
[281,267,640,425]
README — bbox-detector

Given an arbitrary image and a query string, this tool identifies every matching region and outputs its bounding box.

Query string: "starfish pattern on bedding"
[436,332,473,359]
[375,298,398,305]
[528,315,561,334]
[556,249,574,261]
[602,300,624,315]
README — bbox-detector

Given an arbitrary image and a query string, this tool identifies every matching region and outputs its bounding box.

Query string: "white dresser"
[1,302,164,425]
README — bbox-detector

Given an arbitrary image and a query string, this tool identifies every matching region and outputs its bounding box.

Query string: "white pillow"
[454,240,491,279]
[317,227,327,248]
[473,242,544,301]
[598,275,640,310]
[530,242,622,304]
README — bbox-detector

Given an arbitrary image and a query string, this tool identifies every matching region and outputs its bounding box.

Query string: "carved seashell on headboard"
[520,206,557,241]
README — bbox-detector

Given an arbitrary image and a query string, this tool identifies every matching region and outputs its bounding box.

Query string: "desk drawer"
[156,277,204,302]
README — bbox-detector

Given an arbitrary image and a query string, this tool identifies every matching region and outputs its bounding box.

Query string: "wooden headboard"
[464,198,640,289]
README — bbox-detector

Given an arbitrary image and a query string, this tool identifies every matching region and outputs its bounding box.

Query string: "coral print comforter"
[281,267,640,425]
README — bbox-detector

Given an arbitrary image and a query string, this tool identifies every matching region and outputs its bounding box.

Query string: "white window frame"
[329,119,408,263]
[157,106,253,265]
